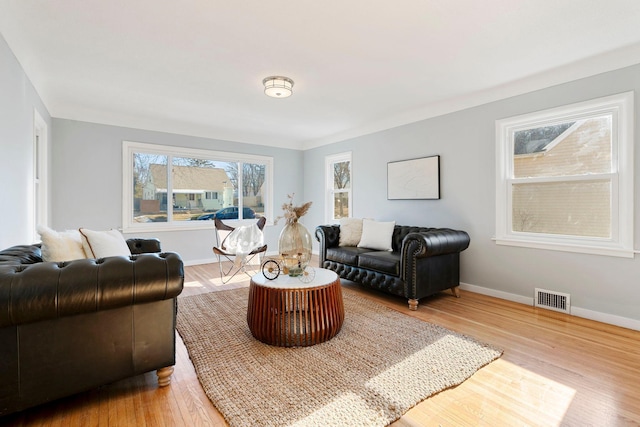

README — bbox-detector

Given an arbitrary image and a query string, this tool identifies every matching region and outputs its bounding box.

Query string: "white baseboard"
[570,306,640,332]
[183,257,217,266]
[460,282,640,331]
[459,282,533,306]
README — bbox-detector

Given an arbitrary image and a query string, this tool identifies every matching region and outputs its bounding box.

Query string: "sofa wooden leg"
[157,366,174,387]
[408,299,419,311]
[451,286,460,298]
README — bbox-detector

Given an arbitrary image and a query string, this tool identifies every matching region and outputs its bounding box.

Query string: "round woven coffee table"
[247,268,344,347]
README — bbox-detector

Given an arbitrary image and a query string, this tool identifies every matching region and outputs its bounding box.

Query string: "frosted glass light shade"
[263,76,294,98]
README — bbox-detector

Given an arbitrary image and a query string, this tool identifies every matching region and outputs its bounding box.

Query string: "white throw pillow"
[339,218,364,247]
[79,228,132,259]
[357,219,396,251]
[37,225,88,262]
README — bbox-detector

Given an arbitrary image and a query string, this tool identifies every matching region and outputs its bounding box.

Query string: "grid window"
[326,152,352,222]
[123,141,272,231]
[495,92,634,257]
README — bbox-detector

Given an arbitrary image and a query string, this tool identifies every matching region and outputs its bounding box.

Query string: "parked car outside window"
[196,207,256,220]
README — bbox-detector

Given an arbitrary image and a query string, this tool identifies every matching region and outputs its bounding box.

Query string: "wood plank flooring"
[3,261,639,426]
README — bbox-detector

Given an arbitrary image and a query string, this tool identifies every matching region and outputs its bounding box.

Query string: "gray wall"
[304,64,640,326]
[0,33,52,248]
[51,119,303,263]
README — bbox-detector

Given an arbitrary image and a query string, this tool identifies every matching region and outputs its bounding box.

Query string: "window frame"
[325,152,353,223]
[495,92,634,258]
[122,141,273,233]
[32,109,48,243]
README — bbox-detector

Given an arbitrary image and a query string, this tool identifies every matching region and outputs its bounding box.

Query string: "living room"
[1,2,640,425]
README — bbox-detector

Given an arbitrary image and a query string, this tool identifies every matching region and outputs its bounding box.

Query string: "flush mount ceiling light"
[263,76,294,98]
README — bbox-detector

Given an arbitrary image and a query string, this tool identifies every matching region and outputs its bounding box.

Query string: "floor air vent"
[534,288,571,314]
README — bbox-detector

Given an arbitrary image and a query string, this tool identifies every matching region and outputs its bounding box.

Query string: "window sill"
[493,237,634,258]
[123,218,270,234]
[123,223,215,234]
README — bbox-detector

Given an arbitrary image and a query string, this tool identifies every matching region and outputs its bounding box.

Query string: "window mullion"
[167,155,174,223]
[237,162,243,219]
[510,172,615,185]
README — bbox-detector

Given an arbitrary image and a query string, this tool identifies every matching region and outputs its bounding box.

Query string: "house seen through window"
[495,92,634,257]
[512,118,610,237]
[124,141,272,231]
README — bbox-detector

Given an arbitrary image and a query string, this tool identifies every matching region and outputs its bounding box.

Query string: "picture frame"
[387,155,440,200]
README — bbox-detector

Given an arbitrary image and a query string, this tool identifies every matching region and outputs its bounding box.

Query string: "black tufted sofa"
[0,238,184,416]
[315,225,470,310]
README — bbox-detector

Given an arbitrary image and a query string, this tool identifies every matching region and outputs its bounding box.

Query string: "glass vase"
[278,221,312,277]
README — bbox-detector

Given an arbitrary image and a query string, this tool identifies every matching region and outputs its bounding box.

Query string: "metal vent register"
[534,288,571,314]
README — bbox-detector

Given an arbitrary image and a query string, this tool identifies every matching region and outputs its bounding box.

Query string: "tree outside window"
[124,141,273,231]
[326,152,352,222]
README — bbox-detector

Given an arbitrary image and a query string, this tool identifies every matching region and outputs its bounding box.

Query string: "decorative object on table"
[298,264,315,282]
[274,194,313,277]
[261,259,281,280]
[260,258,315,282]
[176,286,502,427]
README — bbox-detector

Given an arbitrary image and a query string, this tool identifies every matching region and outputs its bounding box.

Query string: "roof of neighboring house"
[514,122,575,155]
[149,164,231,191]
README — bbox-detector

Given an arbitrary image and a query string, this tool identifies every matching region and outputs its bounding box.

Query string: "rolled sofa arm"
[315,225,340,248]
[127,238,161,254]
[315,225,340,264]
[402,229,470,258]
[0,252,184,328]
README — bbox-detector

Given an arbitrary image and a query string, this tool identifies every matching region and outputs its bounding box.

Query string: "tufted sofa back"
[392,226,437,252]
[0,241,183,328]
[0,244,42,267]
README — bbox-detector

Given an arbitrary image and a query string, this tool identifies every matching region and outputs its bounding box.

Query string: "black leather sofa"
[0,238,184,416]
[315,225,470,310]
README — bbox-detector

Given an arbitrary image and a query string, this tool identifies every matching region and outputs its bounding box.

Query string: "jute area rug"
[176,287,502,427]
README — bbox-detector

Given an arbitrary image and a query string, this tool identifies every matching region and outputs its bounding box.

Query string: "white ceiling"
[2,1,640,150]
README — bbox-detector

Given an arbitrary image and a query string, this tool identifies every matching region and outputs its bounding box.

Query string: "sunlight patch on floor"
[289,392,382,426]
[472,358,576,426]
[184,280,205,288]
[207,271,259,286]
[392,356,577,426]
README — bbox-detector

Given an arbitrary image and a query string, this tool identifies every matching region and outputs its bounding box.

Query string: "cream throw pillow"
[357,219,396,251]
[339,218,364,247]
[37,225,88,262]
[79,228,132,259]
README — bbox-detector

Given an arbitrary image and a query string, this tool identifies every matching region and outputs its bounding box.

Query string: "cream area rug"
[176,287,502,427]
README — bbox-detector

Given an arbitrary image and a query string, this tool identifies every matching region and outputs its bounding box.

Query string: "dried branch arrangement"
[275,194,312,225]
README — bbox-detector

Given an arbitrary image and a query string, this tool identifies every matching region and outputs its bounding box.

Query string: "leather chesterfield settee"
[0,238,184,416]
[315,224,470,310]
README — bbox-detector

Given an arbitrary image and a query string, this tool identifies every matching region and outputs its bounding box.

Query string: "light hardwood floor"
[3,261,639,426]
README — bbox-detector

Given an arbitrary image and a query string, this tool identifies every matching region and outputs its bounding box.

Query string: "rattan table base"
[247,270,344,347]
